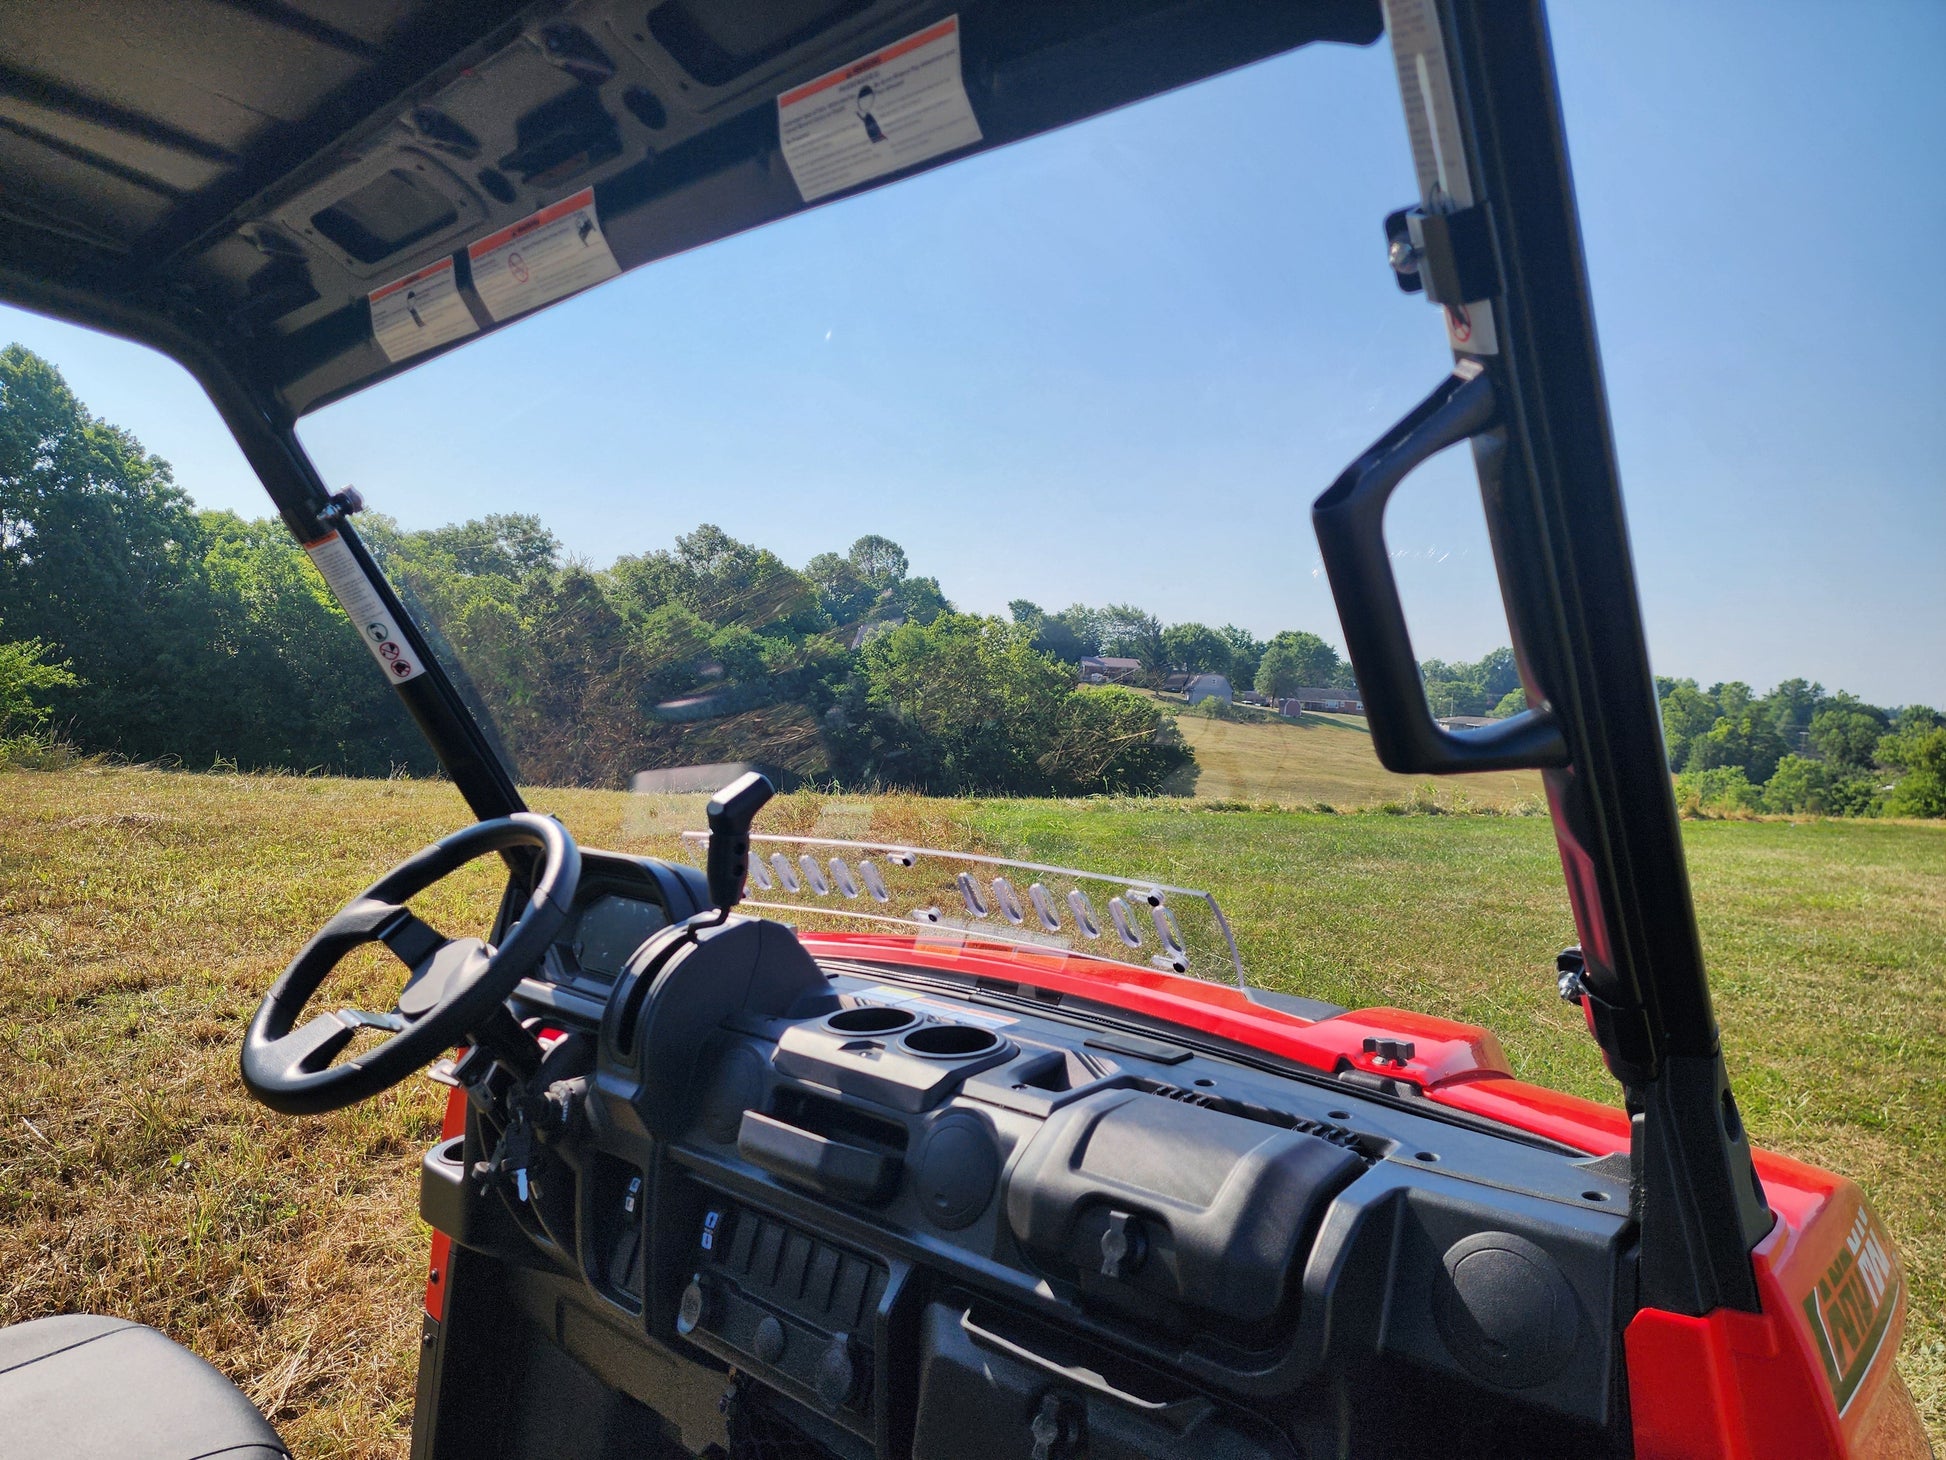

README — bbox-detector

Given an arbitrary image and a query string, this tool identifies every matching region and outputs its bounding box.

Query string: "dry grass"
[1165,708,1545,810]
[1,767,1940,1453]
[0,769,490,1456]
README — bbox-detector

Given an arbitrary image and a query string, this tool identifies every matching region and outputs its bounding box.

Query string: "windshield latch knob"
[1363,1036,1416,1066]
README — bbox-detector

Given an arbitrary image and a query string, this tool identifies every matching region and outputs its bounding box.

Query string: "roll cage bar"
[0,0,1770,1317]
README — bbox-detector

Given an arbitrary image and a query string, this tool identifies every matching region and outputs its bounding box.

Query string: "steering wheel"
[241,813,580,1115]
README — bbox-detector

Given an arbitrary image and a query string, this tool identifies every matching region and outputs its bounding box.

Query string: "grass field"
[1163,706,1546,810]
[1,766,1941,1454]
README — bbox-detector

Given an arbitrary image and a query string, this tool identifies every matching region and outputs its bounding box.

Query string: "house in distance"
[1281,687,1365,715]
[1079,655,1142,684]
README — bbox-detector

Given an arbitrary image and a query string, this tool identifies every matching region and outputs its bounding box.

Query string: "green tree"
[1659,681,1720,772]
[1877,724,1946,818]
[1217,625,1265,688]
[1048,605,1105,658]
[0,344,209,754]
[889,574,949,626]
[0,629,79,735]
[1492,687,1528,717]
[1096,604,1166,671]
[1807,699,1887,770]
[855,614,1071,793]
[1162,622,1234,677]
[1761,677,1823,744]
[805,551,875,625]
[1762,754,1877,816]
[1256,631,1341,699]
[847,534,909,589]
[1685,705,1788,784]
[1472,647,1521,701]
[607,524,816,631]
[1710,681,1755,719]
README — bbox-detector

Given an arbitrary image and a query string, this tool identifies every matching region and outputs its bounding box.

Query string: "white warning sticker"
[368,257,476,363]
[304,531,423,683]
[466,187,621,323]
[777,15,982,205]
[1382,0,1498,356]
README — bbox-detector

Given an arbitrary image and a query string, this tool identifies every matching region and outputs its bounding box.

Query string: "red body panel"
[795,931,1925,1459]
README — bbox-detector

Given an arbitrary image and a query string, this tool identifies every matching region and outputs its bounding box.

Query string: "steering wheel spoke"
[378,908,450,973]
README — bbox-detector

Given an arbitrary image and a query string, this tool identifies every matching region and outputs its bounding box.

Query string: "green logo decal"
[1801,1206,1900,1415]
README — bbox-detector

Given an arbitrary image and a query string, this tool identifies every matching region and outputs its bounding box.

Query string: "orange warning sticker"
[368,257,476,363]
[466,188,620,323]
[777,16,982,204]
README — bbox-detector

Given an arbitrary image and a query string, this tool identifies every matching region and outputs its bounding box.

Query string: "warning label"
[1382,0,1498,356]
[777,15,982,205]
[304,531,423,683]
[368,258,476,363]
[467,187,620,323]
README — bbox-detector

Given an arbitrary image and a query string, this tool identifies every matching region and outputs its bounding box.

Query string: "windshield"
[293,41,1543,972]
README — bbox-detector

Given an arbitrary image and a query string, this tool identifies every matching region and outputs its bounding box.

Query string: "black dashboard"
[418,851,1637,1460]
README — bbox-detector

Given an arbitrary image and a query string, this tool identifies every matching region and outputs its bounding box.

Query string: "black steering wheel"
[241,814,580,1115]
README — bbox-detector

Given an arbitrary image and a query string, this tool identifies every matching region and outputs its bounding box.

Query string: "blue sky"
[5,1,1941,707]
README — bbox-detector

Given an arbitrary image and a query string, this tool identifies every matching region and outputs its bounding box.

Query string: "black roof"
[0,0,1379,420]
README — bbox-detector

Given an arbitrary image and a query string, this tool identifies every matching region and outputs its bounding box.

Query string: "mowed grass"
[1165,708,1545,810]
[1,768,1941,1453]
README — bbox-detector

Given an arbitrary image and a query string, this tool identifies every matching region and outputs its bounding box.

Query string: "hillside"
[1162,707,1545,810]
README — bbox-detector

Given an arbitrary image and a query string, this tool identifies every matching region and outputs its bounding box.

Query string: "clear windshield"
[294,41,1542,967]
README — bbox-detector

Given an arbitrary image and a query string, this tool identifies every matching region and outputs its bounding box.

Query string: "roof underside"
[0,0,1381,419]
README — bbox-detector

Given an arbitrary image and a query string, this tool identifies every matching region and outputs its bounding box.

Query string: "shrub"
[1877,725,1946,818]
[1674,765,1762,817]
[1762,754,1878,816]
[1040,686,1189,794]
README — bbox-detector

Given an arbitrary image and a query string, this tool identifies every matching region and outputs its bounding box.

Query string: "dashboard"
[420,851,1637,1460]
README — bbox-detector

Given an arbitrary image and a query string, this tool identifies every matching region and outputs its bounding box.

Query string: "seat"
[0,1314,288,1459]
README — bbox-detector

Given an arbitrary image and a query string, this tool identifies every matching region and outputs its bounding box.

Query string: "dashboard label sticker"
[467,187,620,323]
[303,531,423,683]
[777,15,982,204]
[1381,0,1499,355]
[368,257,476,363]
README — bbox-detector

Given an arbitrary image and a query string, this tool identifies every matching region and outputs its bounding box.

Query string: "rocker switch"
[1099,1209,1146,1279]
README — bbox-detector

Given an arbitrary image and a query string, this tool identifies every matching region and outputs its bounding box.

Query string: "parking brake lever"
[705,771,775,919]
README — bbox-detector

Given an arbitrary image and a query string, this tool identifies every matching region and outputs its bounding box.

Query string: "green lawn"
[1164,705,1546,810]
[1,768,1939,1454]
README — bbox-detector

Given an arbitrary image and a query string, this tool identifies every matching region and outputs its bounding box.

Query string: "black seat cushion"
[0,1314,287,1459]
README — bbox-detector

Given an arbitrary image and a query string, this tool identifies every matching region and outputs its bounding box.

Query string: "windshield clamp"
[317,484,365,525]
[1384,203,1499,307]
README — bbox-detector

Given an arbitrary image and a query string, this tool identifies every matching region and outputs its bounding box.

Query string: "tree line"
[3,344,1940,815]
[1656,677,1943,818]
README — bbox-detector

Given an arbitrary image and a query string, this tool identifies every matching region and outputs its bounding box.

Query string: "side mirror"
[705,771,774,914]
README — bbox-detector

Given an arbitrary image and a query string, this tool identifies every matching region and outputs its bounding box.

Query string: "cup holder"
[825,1005,922,1037]
[898,1023,1005,1060]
